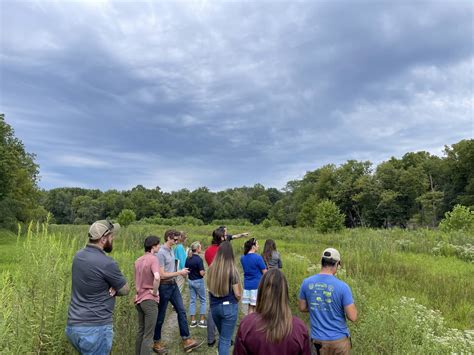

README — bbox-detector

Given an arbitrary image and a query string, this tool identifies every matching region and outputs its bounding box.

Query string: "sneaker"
[198,320,207,328]
[208,340,216,347]
[152,341,167,354]
[190,320,198,328]
[183,338,203,353]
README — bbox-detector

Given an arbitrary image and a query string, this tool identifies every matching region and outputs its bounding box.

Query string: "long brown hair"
[207,241,240,297]
[262,239,276,266]
[255,269,293,343]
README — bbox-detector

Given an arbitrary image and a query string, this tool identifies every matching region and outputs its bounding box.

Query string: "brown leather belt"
[160,279,176,285]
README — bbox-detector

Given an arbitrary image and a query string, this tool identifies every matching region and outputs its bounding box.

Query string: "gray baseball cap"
[88,220,120,240]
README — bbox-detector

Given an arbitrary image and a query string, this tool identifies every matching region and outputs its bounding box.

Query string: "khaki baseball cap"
[88,220,120,240]
[322,248,341,262]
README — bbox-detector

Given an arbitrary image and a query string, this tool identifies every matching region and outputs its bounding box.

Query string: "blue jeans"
[65,324,113,355]
[211,303,238,355]
[154,283,190,341]
[188,278,207,316]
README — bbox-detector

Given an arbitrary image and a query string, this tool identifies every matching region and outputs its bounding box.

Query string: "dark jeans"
[136,300,159,355]
[211,303,238,355]
[153,284,190,341]
[207,307,217,343]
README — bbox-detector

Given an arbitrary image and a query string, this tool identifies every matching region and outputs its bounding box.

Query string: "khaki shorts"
[312,336,351,355]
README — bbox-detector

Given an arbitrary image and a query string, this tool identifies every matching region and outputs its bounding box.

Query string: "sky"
[0,0,473,192]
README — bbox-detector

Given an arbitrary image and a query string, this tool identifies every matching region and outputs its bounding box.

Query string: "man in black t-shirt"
[66,220,129,354]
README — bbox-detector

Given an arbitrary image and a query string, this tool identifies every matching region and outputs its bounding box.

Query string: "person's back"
[240,253,266,289]
[300,273,352,340]
[266,250,282,269]
[298,248,357,355]
[234,313,309,355]
[68,246,126,325]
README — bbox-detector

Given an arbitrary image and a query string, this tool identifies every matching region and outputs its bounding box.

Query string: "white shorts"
[242,289,258,306]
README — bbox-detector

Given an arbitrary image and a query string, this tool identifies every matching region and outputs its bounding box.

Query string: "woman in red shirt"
[234,269,311,355]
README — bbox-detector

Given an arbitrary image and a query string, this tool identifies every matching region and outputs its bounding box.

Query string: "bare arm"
[160,266,189,279]
[151,272,160,296]
[230,232,249,240]
[345,303,358,322]
[298,299,309,313]
[233,283,242,301]
[199,270,205,277]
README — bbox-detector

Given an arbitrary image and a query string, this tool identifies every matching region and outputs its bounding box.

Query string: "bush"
[117,209,136,227]
[314,200,345,233]
[439,205,474,232]
[260,218,280,228]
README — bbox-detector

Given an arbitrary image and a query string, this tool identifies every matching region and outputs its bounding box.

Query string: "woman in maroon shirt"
[233,269,311,355]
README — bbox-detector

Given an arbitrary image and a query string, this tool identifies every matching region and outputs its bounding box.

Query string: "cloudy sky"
[0,1,472,192]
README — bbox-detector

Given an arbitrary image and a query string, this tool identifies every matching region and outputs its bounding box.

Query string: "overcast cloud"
[0,0,472,191]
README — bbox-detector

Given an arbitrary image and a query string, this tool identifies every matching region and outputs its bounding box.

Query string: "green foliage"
[296,196,319,227]
[117,209,136,227]
[260,218,280,228]
[139,215,204,226]
[211,218,252,226]
[0,114,40,229]
[314,200,345,233]
[439,204,474,232]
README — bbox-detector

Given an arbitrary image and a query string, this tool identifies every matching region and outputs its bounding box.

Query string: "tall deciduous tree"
[0,114,41,228]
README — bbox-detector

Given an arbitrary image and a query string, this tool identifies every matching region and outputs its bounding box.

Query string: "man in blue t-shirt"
[298,248,357,355]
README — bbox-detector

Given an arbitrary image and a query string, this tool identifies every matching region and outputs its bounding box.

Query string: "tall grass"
[1,223,473,353]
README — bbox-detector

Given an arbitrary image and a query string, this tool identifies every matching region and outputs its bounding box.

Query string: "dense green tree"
[117,209,136,227]
[314,200,345,233]
[0,114,41,228]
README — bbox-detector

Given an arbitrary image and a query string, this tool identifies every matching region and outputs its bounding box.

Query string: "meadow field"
[1,223,473,354]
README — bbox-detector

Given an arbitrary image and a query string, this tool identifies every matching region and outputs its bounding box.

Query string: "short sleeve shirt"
[134,252,160,304]
[299,274,354,340]
[209,270,240,306]
[204,244,219,266]
[67,245,127,325]
[240,253,267,290]
[185,254,205,280]
[157,245,177,280]
[174,244,187,271]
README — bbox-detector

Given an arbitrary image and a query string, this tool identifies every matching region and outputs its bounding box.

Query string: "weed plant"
[0,223,472,353]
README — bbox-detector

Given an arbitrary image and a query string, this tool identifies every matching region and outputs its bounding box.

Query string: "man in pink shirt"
[135,236,161,355]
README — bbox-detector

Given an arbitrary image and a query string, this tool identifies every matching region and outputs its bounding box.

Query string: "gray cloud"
[1,0,472,191]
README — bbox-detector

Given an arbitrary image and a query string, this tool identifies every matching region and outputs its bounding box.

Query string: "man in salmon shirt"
[134,236,161,355]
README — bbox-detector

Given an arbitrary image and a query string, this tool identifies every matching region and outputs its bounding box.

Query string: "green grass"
[1,223,473,354]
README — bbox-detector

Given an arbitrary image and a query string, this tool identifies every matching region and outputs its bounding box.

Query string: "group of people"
[65,220,357,355]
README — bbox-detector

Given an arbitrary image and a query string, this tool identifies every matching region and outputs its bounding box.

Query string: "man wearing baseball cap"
[66,220,129,354]
[298,248,357,355]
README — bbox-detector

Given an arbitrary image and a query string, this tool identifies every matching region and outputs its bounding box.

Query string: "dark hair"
[144,235,160,252]
[212,228,225,245]
[244,238,257,255]
[321,257,339,268]
[262,239,276,266]
[164,229,181,241]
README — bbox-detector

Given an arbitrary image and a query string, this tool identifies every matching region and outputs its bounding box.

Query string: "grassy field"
[1,223,473,354]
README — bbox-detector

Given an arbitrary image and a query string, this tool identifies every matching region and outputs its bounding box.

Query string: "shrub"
[260,218,280,228]
[439,205,474,232]
[314,200,345,233]
[117,209,136,227]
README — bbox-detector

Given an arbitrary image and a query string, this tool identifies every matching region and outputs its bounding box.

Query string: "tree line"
[1,114,473,229]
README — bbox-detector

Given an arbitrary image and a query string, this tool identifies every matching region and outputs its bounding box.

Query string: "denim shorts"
[242,289,258,306]
[65,324,113,355]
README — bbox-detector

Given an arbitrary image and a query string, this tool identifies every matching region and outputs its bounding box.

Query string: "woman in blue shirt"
[240,238,267,314]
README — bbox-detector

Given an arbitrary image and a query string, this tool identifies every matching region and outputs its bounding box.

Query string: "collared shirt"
[67,244,127,325]
[156,244,176,280]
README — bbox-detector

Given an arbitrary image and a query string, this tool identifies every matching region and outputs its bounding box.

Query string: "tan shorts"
[312,337,351,355]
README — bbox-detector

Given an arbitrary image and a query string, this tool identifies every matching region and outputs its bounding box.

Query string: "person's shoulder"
[240,312,258,326]
[272,251,281,258]
[292,315,308,329]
